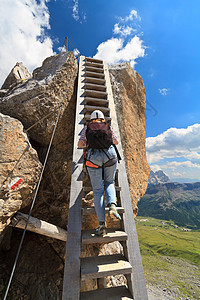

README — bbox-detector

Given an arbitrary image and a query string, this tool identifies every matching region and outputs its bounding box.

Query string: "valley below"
[136,217,200,300]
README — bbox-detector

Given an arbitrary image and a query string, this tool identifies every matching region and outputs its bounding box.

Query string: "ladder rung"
[83,186,120,192]
[84,103,109,110]
[85,65,104,74]
[82,228,127,244]
[85,57,103,64]
[85,77,106,85]
[84,111,110,118]
[85,61,104,69]
[84,97,109,105]
[84,115,111,122]
[82,207,124,216]
[81,254,132,280]
[85,83,106,92]
[85,71,105,79]
[84,105,110,113]
[85,66,104,74]
[80,286,133,300]
[84,89,107,99]
[83,167,119,174]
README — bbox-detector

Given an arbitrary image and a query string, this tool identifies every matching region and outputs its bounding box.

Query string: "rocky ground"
[145,256,200,300]
[147,285,176,300]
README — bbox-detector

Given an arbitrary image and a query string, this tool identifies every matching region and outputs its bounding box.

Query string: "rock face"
[0,233,64,299]
[0,51,78,229]
[0,52,78,299]
[1,62,31,90]
[0,55,149,299]
[0,52,78,146]
[109,63,150,215]
[0,113,42,236]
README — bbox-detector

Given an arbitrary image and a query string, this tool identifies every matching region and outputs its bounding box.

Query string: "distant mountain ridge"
[139,171,200,229]
[148,170,171,185]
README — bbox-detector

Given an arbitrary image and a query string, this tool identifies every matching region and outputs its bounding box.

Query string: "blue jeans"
[87,146,117,223]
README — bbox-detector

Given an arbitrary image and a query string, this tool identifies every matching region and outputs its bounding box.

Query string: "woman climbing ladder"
[78,109,121,236]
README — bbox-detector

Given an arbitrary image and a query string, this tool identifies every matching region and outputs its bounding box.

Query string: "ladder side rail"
[104,62,148,300]
[62,56,86,300]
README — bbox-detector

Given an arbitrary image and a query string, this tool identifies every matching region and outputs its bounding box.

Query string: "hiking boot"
[95,222,107,236]
[109,204,121,220]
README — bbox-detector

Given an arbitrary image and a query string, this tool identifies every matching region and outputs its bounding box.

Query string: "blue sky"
[1,0,200,182]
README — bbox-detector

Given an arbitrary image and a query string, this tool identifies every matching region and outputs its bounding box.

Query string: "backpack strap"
[112,143,122,163]
[102,145,121,164]
[101,148,111,160]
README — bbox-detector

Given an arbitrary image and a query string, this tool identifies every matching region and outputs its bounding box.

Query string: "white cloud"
[147,124,200,158]
[72,0,86,23]
[113,23,121,35]
[171,172,186,178]
[58,45,66,52]
[184,151,200,161]
[0,0,53,87]
[147,124,200,181]
[120,9,141,22]
[72,0,79,21]
[159,88,169,96]
[113,24,134,37]
[166,161,200,170]
[93,36,145,68]
[150,164,164,172]
[94,9,145,68]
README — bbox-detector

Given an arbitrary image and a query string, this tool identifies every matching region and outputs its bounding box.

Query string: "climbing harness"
[85,160,100,168]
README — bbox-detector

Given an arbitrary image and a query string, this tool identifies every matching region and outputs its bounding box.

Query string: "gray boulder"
[0,52,78,146]
[1,62,31,90]
[0,113,42,235]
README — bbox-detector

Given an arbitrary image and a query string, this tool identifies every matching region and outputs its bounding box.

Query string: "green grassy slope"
[136,217,200,299]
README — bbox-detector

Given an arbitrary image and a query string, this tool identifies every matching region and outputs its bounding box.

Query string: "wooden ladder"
[62,56,148,300]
